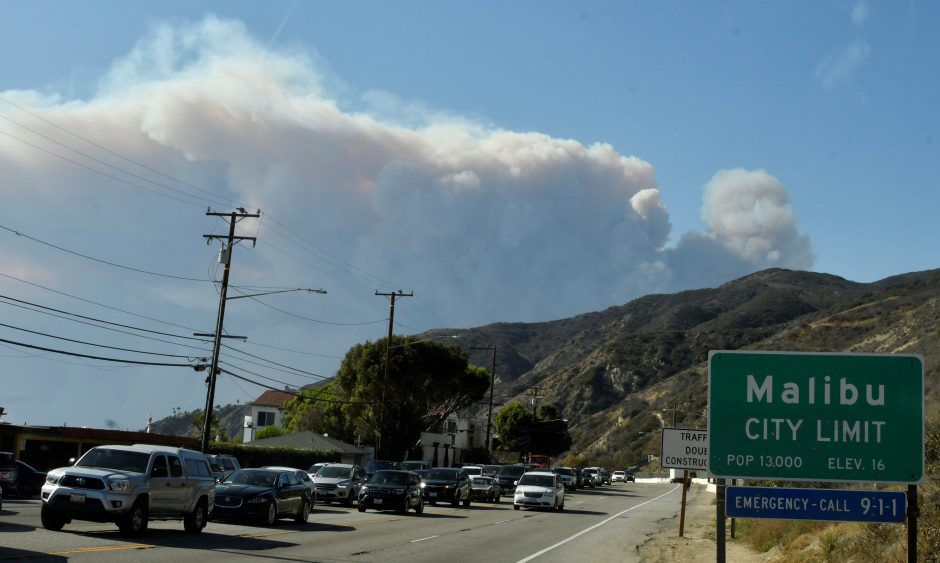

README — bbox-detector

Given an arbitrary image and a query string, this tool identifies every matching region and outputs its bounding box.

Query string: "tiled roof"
[252,390,294,408]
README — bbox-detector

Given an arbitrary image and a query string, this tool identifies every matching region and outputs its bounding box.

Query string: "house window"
[257,411,276,427]
[446,420,458,434]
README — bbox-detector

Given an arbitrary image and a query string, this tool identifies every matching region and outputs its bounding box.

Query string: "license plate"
[70,493,86,503]
[429,492,437,497]
[374,498,383,505]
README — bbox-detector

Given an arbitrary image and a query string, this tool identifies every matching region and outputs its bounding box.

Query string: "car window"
[185,458,210,477]
[518,474,555,488]
[78,448,150,473]
[319,465,352,478]
[168,456,184,478]
[285,471,300,486]
[426,468,458,480]
[151,455,168,478]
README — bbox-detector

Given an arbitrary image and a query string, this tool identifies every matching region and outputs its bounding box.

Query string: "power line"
[0,336,201,367]
[0,320,202,359]
[0,224,214,282]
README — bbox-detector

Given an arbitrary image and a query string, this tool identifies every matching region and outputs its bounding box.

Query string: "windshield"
[77,448,150,473]
[318,466,352,479]
[497,466,526,478]
[366,461,397,472]
[426,468,459,480]
[401,461,426,471]
[552,467,574,475]
[471,477,492,486]
[224,469,277,487]
[518,475,555,488]
[368,471,407,485]
[463,467,482,476]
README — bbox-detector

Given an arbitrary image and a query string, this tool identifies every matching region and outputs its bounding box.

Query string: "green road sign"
[708,351,924,483]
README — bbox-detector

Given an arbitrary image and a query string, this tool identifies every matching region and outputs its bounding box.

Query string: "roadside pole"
[678,469,689,537]
[716,478,726,563]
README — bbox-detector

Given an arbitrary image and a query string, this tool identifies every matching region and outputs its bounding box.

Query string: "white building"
[244,389,293,443]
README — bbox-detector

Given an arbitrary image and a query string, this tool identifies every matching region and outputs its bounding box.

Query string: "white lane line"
[515,485,680,563]
[411,535,439,543]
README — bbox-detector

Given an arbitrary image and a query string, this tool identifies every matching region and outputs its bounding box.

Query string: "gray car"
[313,463,365,506]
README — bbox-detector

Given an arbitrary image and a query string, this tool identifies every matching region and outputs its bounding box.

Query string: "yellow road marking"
[50,544,154,555]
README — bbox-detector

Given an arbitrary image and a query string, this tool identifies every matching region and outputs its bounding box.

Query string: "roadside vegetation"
[735,419,939,562]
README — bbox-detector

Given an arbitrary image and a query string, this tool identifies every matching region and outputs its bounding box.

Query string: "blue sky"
[1,1,937,430]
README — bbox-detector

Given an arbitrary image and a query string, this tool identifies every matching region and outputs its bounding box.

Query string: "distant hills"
[150,267,940,467]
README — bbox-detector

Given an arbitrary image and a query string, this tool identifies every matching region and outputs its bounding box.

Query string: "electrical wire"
[0,336,201,367]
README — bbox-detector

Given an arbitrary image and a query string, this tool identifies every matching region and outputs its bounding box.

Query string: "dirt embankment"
[637,484,766,563]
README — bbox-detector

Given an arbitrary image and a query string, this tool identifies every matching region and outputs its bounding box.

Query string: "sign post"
[661,428,707,537]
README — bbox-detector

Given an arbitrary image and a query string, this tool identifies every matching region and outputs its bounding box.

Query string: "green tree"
[494,401,572,458]
[192,409,224,442]
[286,336,489,459]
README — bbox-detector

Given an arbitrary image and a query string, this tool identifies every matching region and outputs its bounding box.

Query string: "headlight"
[419,482,426,488]
[444,484,456,489]
[247,496,270,504]
[108,479,131,492]
[46,472,62,485]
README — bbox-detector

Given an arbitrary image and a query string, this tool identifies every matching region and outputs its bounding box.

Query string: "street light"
[197,286,327,453]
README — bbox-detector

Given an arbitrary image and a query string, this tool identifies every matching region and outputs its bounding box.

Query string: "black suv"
[0,452,17,498]
[495,464,527,495]
[422,467,471,507]
[357,470,424,514]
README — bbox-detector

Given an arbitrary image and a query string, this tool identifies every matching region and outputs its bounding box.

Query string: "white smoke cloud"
[0,16,814,329]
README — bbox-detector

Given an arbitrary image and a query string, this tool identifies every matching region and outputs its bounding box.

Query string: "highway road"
[0,482,683,563]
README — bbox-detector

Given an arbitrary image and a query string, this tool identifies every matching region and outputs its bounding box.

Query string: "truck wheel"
[414,496,424,515]
[184,500,207,534]
[118,498,148,538]
[41,505,66,531]
[463,494,471,508]
[357,503,367,512]
[344,492,354,507]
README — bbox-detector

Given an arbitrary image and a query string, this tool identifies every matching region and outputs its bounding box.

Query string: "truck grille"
[61,475,106,490]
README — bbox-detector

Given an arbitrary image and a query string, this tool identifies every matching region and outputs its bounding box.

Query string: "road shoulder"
[636,483,766,563]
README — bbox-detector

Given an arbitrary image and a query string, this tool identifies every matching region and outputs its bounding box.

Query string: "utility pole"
[200,208,259,453]
[471,345,497,455]
[527,386,543,416]
[375,290,412,457]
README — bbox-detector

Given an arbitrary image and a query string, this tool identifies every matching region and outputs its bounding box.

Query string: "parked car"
[263,466,317,500]
[422,467,471,507]
[41,444,215,537]
[469,476,501,503]
[0,452,18,497]
[612,470,626,482]
[14,460,47,498]
[357,470,424,514]
[212,468,312,525]
[495,464,527,495]
[207,454,241,481]
[312,463,365,506]
[600,469,612,485]
[462,465,483,476]
[625,472,636,482]
[513,471,565,511]
[550,466,576,490]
